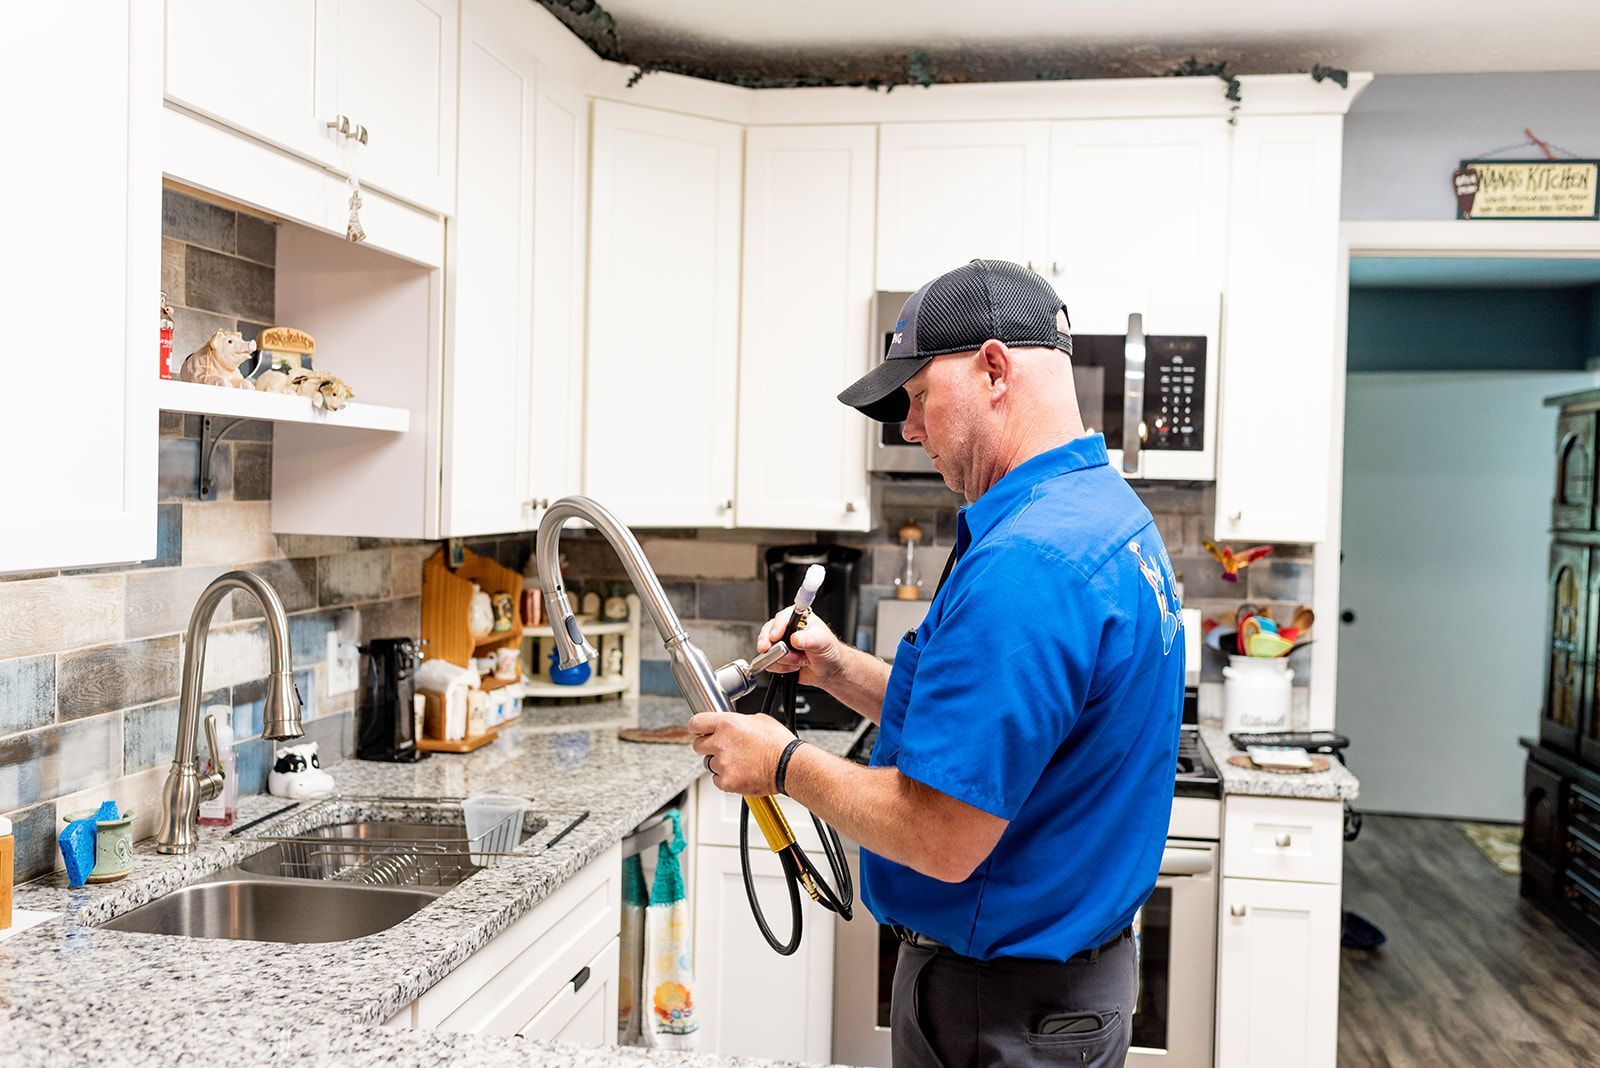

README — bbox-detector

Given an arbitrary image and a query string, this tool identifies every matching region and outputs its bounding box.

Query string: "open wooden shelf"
[519,676,632,699]
[155,378,410,432]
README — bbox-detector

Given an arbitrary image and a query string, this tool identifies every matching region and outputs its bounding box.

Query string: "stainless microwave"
[868,289,1220,481]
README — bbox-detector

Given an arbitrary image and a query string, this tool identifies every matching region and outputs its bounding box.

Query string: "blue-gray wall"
[1342,72,1600,220]
[1347,285,1600,372]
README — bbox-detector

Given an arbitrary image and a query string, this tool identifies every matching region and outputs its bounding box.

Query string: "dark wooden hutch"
[1524,387,1600,954]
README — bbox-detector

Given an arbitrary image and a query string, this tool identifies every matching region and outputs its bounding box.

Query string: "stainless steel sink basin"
[99,878,436,943]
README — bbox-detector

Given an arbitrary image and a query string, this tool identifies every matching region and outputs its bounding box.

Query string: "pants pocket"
[1021,1008,1126,1066]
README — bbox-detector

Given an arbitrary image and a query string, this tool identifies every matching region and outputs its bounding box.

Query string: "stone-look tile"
[0,575,124,660]
[195,621,270,691]
[125,565,230,639]
[318,549,392,606]
[232,443,271,500]
[288,608,358,669]
[147,503,183,569]
[159,437,204,500]
[879,479,965,509]
[639,620,757,668]
[1170,555,1244,601]
[1248,559,1314,604]
[870,542,952,588]
[277,533,364,558]
[231,676,267,739]
[222,417,274,444]
[661,581,696,620]
[302,710,355,762]
[159,410,186,437]
[234,212,277,266]
[122,689,227,774]
[161,238,186,305]
[695,580,766,622]
[235,737,274,796]
[0,570,60,584]
[0,714,122,810]
[50,765,167,858]
[185,246,274,323]
[170,306,236,366]
[358,597,421,642]
[57,636,182,721]
[639,659,676,696]
[389,544,435,599]
[4,801,58,883]
[162,190,235,253]
[0,656,56,737]
[181,502,280,566]
[640,538,757,580]
[1132,482,1212,516]
[294,667,319,721]
[231,558,318,619]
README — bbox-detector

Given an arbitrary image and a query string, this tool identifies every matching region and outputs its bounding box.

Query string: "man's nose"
[900,410,923,443]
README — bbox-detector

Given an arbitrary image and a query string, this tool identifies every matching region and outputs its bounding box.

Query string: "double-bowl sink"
[98,803,565,945]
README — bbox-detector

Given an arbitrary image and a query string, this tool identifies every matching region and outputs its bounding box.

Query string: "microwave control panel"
[1145,336,1206,452]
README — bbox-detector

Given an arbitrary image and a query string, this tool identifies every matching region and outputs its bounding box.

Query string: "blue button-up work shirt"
[861,433,1184,961]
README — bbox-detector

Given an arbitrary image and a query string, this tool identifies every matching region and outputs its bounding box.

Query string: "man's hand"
[757,607,845,688]
[689,711,796,796]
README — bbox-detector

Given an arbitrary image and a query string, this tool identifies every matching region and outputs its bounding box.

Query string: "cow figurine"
[267,741,336,799]
[179,329,257,389]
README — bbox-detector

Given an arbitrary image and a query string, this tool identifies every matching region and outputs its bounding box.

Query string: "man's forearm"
[817,645,891,725]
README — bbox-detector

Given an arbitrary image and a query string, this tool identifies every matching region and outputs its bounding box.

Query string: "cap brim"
[837,356,930,422]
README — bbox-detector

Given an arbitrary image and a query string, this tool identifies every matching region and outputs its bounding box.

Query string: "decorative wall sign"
[1453,159,1599,220]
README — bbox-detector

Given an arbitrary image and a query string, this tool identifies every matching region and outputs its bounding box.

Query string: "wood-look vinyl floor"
[1339,814,1600,1067]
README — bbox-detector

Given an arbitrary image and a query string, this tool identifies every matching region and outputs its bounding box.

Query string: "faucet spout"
[536,496,731,716]
[156,570,302,854]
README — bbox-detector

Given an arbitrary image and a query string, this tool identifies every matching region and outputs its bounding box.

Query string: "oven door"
[1127,840,1219,1068]
[1070,290,1220,481]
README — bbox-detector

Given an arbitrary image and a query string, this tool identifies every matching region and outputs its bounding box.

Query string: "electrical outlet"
[327,634,359,696]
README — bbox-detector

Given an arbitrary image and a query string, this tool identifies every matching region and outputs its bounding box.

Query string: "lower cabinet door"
[1215,877,1340,1068]
[692,844,835,1062]
[520,935,621,1046]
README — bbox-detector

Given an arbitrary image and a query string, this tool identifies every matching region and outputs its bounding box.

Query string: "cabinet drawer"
[520,935,620,1045]
[696,773,831,854]
[1222,796,1342,885]
[416,844,620,1032]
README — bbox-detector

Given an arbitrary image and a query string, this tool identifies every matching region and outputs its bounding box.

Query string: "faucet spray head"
[263,672,304,740]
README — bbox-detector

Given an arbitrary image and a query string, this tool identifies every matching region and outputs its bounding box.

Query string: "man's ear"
[977,340,1011,400]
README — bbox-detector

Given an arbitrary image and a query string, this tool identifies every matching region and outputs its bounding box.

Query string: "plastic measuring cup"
[462,794,531,865]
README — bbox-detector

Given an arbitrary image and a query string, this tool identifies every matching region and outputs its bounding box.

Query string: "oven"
[868,288,1221,481]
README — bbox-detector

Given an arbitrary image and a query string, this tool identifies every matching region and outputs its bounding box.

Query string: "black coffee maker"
[736,545,864,730]
[358,637,428,762]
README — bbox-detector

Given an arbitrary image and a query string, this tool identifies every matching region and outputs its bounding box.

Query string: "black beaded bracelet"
[774,738,809,796]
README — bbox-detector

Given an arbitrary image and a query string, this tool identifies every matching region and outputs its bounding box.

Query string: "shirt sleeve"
[892,537,1107,821]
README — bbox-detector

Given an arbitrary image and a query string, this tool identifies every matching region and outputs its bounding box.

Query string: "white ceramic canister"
[1222,654,1293,734]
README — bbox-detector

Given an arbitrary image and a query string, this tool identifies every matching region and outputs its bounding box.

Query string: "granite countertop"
[1199,720,1361,802]
[1,694,866,1068]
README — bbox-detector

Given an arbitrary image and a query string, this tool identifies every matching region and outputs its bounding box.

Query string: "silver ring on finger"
[704,754,714,774]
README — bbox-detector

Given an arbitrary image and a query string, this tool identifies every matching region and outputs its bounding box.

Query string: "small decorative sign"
[1453,159,1599,220]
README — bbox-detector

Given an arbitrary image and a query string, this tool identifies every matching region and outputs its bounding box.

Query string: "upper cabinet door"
[1047,118,1230,295]
[586,102,742,528]
[1215,115,1343,544]
[439,7,534,537]
[328,0,458,213]
[737,126,876,532]
[165,0,335,168]
[0,5,157,572]
[876,121,1049,291]
[527,73,589,512]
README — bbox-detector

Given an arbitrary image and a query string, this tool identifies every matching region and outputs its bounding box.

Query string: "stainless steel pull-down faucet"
[156,570,304,854]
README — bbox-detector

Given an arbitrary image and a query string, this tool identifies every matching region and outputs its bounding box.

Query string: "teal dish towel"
[59,800,118,887]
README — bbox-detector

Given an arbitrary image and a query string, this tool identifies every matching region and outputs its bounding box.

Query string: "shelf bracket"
[199,415,249,500]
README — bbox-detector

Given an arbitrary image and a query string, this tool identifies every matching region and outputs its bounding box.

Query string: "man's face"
[899,352,986,500]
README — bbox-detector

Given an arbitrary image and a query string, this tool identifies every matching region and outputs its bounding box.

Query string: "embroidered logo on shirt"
[1130,540,1182,655]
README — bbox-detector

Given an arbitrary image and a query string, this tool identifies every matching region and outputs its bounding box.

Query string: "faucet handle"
[200,713,226,802]
[713,641,791,704]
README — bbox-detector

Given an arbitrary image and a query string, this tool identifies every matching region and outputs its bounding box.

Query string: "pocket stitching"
[1023,1008,1122,1048]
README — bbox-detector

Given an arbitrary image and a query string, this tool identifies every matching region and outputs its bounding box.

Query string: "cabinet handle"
[571,964,591,994]
[1025,260,1037,273]
[844,501,857,513]
[353,123,369,145]
[1051,260,1062,275]
[326,114,351,137]
[1228,511,1243,523]
[1274,833,1293,848]
[719,499,733,512]
[1230,903,1247,918]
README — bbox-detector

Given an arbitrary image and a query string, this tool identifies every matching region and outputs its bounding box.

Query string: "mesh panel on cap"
[909,260,1072,359]
[914,264,993,357]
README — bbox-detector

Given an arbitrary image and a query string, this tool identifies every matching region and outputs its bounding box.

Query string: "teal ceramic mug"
[62,809,136,883]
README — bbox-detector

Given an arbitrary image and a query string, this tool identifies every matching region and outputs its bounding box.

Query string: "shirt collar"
[956,433,1110,550]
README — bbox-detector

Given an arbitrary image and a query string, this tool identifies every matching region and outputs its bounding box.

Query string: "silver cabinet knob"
[1274,833,1293,848]
[353,123,369,145]
[719,499,733,512]
[844,501,857,513]
[326,114,352,137]
[1051,260,1061,275]
[1228,510,1243,522]
[1025,260,1036,273]
[1229,903,1247,918]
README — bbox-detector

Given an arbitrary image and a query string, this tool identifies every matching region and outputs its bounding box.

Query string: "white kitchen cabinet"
[164,0,457,214]
[737,126,875,531]
[586,101,743,528]
[1046,118,1230,295]
[522,935,621,1045]
[1215,877,1341,1068]
[876,122,1050,291]
[1214,115,1344,544]
[693,843,835,1062]
[439,4,537,537]
[0,4,158,573]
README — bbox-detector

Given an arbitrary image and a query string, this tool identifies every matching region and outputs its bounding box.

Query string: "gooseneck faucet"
[156,570,303,854]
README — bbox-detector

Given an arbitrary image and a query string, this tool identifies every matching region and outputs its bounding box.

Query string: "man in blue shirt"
[691,260,1184,1067]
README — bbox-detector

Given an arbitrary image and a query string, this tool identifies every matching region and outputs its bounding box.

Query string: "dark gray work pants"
[890,934,1136,1067]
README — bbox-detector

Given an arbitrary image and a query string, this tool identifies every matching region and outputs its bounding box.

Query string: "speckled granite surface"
[0,694,866,1068]
[1199,720,1360,802]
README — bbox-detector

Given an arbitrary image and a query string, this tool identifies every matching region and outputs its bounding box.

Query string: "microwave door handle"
[1122,313,1146,475]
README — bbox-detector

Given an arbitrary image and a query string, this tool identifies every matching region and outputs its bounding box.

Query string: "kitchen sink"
[236,816,546,888]
[98,877,436,943]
